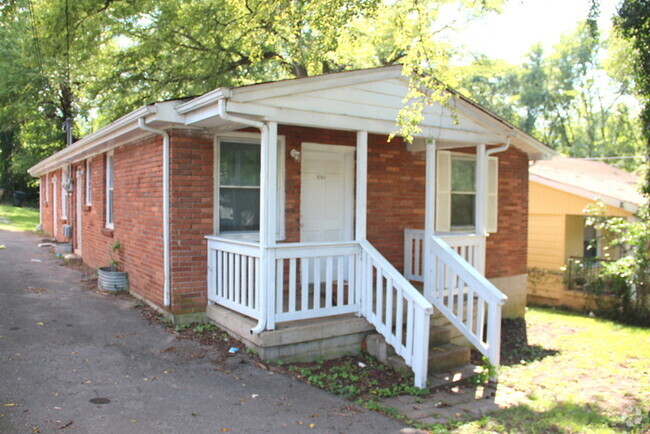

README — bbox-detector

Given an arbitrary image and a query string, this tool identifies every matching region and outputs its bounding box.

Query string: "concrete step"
[428,343,470,373]
[427,364,481,391]
[429,325,451,347]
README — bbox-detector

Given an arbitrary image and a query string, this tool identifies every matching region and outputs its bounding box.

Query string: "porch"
[206,231,505,388]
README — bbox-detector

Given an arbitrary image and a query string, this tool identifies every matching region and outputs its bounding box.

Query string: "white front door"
[300,143,354,243]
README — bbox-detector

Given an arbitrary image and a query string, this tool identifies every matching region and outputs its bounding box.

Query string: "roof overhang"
[30,66,554,177]
[530,173,640,214]
[28,101,184,177]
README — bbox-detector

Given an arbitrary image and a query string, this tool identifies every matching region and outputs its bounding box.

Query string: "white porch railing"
[360,240,432,388]
[428,236,505,367]
[207,237,261,319]
[273,241,361,322]
[404,229,486,281]
[206,236,434,388]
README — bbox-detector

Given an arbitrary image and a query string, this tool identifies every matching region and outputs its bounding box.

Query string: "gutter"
[137,118,171,308]
[216,99,270,335]
[29,106,156,177]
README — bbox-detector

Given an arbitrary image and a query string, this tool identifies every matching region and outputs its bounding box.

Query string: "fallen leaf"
[14,353,21,357]
[36,322,44,326]
[83,381,91,384]
[219,429,230,432]
[70,352,77,355]
[53,407,62,410]
[3,403,16,407]
[163,370,174,374]
[53,393,60,397]
[309,423,316,428]
[130,420,138,423]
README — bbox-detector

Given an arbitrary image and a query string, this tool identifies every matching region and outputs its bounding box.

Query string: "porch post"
[475,144,488,236]
[355,131,368,313]
[260,121,278,329]
[423,139,436,300]
[355,131,368,241]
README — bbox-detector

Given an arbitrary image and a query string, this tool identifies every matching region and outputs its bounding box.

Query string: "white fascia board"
[227,101,503,143]
[232,66,403,103]
[530,173,639,214]
[28,101,183,177]
[175,88,231,114]
[452,97,554,159]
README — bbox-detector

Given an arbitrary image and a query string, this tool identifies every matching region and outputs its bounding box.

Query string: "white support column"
[355,131,368,316]
[261,121,278,329]
[355,131,368,241]
[423,139,436,300]
[475,144,488,236]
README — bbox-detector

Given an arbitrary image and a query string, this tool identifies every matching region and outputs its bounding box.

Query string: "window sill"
[101,228,114,237]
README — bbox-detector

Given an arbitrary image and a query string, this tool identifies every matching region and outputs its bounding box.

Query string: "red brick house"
[29,66,552,387]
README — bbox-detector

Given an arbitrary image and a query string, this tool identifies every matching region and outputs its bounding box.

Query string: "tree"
[615,0,650,195]
[459,21,645,172]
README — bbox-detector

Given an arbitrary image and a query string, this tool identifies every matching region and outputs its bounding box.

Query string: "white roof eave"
[28,101,186,177]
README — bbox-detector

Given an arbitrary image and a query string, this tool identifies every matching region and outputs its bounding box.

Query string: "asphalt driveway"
[0,229,410,433]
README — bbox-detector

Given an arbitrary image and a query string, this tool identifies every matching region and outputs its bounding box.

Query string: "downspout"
[485,137,510,157]
[137,118,171,308]
[216,99,270,335]
[476,138,511,237]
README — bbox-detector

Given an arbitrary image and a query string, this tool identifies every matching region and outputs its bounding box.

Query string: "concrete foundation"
[206,304,374,362]
[489,273,527,319]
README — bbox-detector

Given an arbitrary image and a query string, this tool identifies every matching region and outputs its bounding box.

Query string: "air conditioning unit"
[62,224,73,238]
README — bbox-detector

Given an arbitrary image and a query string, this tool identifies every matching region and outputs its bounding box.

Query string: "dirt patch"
[471,318,559,367]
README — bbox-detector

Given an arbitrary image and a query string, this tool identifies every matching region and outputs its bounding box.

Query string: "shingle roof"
[530,157,644,208]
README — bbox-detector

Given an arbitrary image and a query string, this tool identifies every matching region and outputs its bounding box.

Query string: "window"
[450,157,476,228]
[215,134,285,237]
[61,167,68,220]
[85,159,92,205]
[106,152,114,228]
[436,151,498,233]
[44,173,49,204]
[219,141,261,232]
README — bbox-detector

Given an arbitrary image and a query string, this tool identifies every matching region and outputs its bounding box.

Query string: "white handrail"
[428,235,505,368]
[360,240,433,388]
[361,241,433,312]
[431,237,506,305]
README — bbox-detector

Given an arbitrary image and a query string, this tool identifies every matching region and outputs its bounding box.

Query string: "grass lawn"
[454,308,650,433]
[0,204,40,232]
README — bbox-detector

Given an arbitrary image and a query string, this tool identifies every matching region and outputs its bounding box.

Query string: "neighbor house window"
[85,159,92,205]
[61,167,68,220]
[106,152,114,228]
[436,151,498,233]
[218,141,261,232]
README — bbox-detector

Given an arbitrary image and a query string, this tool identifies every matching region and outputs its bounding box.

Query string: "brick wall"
[280,126,527,279]
[36,124,529,316]
[484,147,529,278]
[40,137,167,308]
[168,129,214,314]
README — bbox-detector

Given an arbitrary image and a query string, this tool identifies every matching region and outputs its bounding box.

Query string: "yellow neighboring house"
[527,156,644,309]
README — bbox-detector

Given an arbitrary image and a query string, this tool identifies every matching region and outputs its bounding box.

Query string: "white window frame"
[85,159,92,206]
[44,173,49,204]
[106,151,114,229]
[61,166,68,220]
[213,132,285,240]
[436,150,498,233]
